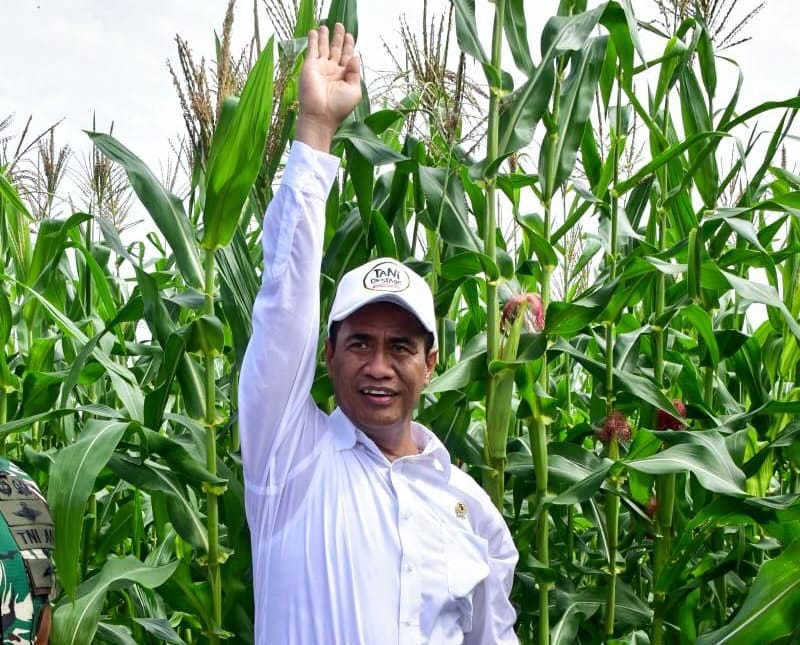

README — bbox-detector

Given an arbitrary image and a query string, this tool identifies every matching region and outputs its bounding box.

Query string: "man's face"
[325,302,437,439]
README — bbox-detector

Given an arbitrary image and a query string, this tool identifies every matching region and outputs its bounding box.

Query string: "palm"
[301,57,361,122]
[299,24,361,128]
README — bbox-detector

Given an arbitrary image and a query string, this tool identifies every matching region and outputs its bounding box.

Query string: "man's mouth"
[360,387,397,403]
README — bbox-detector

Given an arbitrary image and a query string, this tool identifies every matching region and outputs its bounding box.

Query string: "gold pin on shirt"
[455,501,467,519]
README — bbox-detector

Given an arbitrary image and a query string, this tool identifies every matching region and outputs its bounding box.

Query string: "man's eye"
[392,344,410,353]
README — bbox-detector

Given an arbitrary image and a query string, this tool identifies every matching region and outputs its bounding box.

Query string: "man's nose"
[364,348,393,378]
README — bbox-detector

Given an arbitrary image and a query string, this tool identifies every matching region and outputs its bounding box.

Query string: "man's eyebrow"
[388,335,416,344]
[344,332,373,342]
[344,332,419,345]
[387,335,424,351]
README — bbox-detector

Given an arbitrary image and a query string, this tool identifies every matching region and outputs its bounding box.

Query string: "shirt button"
[405,563,413,572]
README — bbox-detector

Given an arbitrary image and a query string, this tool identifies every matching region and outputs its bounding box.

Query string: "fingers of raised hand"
[329,22,345,62]
[340,32,355,67]
[343,50,360,87]
[317,24,330,58]
[308,23,353,65]
[307,28,319,58]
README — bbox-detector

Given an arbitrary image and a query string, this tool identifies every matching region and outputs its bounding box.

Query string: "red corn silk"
[501,293,544,333]
[597,410,631,444]
[656,399,687,431]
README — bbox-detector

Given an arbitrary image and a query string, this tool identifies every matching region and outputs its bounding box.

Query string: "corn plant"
[2,0,800,643]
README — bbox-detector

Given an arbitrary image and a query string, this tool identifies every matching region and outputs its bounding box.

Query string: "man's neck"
[363,426,420,462]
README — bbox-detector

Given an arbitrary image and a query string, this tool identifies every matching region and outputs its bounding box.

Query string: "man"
[0,458,54,644]
[240,23,518,644]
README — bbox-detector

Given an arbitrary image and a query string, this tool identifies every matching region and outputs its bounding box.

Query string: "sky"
[2,0,799,220]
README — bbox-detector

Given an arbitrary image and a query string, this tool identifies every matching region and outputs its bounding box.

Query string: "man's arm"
[239,24,361,493]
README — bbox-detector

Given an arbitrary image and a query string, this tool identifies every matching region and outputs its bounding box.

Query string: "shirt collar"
[331,408,357,451]
[410,423,452,478]
[330,408,452,479]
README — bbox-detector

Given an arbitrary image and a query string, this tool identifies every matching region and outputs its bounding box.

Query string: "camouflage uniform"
[0,458,54,643]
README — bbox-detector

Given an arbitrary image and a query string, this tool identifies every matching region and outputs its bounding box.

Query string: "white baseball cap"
[328,257,438,348]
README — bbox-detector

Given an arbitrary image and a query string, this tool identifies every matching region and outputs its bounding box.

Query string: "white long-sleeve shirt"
[239,140,519,645]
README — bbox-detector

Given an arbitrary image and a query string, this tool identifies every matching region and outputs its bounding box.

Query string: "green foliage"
[88,133,204,288]
[1,1,799,644]
[52,556,180,645]
[202,38,274,251]
[50,420,129,599]
[695,538,800,644]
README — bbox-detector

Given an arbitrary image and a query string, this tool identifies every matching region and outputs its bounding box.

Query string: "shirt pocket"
[443,524,490,632]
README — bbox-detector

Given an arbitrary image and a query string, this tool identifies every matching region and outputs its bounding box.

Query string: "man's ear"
[324,337,335,375]
[425,348,438,380]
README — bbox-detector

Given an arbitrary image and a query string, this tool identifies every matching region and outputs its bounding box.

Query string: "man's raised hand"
[296,23,361,151]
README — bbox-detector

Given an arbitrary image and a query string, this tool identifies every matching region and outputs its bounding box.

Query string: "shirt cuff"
[283,140,340,200]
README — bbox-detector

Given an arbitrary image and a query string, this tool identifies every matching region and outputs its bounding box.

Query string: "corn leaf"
[696,539,800,644]
[49,420,129,598]
[334,121,407,165]
[417,166,481,252]
[0,171,32,219]
[109,455,209,552]
[495,4,614,169]
[88,132,203,287]
[202,38,274,251]
[627,442,746,497]
[540,36,608,199]
[452,0,489,65]
[52,556,178,645]
[679,67,719,207]
[11,277,144,421]
[503,0,534,74]
[323,0,358,40]
[26,213,90,290]
[724,270,800,341]
[293,0,316,37]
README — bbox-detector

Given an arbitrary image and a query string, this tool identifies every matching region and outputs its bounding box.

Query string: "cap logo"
[363,262,410,292]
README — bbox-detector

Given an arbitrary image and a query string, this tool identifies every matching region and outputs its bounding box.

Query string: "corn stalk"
[483,0,508,511]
